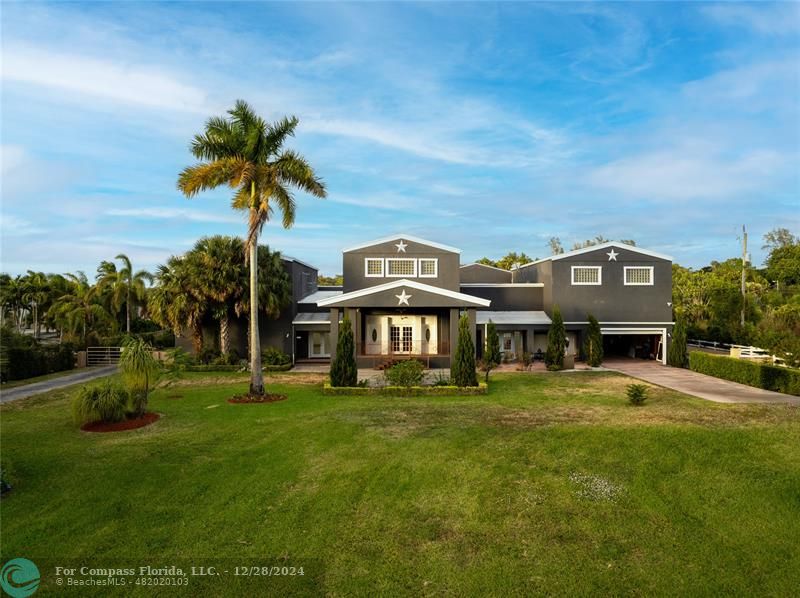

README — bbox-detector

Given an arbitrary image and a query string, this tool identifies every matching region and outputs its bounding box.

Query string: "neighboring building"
[181,234,674,367]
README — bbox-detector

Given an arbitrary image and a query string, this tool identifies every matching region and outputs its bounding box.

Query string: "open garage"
[601,327,667,364]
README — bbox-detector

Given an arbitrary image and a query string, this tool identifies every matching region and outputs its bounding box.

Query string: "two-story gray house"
[285,234,673,367]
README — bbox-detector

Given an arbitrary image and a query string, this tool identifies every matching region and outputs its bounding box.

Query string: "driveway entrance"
[604,357,800,405]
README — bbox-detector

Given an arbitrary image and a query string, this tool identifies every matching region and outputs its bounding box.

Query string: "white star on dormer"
[606,249,619,261]
[396,290,411,306]
[395,240,408,252]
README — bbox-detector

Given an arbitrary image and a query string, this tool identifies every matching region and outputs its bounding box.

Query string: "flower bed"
[323,382,488,396]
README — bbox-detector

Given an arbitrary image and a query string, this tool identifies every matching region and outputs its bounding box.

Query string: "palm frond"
[276,150,327,197]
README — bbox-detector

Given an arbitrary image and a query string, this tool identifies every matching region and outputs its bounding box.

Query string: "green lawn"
[1,371,799,596]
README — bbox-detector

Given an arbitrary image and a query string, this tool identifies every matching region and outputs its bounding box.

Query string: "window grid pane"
[420,259,436,276]
[573,267,600,284]
[366,259,383,276]
[387,259,415,276]
[626,267,652,284]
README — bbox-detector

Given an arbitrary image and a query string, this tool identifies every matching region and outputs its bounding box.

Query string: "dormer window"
[571,266,602,285]
[365,258,384,277]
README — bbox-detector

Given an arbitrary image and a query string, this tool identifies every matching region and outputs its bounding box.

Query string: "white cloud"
[0,213,48,236]
[106,207,243,224]
[701,4,800,36]
[1,44,212,114]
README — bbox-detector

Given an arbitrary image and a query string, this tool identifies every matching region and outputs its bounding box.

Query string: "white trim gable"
[519,242,673,268]
[459,262,511,273]
[316,279,491,307]
[342,233,461,254]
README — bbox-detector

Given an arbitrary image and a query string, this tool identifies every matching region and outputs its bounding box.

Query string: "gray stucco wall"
[342,238,460,293]
[460,285,544,310]
[459,264,512,283]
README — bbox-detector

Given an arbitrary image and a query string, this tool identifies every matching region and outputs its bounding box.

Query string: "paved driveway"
[604,358,800,404]
[0,366,118,403]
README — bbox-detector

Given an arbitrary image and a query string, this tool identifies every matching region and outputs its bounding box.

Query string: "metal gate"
[87,346,122,366]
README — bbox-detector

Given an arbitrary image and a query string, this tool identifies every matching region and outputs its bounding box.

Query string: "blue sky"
[1,1,798,276]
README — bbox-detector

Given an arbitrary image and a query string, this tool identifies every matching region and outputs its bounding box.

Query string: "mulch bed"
[228,394,287,404]
[81,412,160,433]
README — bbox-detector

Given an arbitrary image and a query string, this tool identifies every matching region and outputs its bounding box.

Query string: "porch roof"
[316,279,491,308]
[292,312,332,325]
[476,310,552,325]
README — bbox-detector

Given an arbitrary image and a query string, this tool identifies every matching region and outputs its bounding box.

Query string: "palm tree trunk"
[249,228,264,395]
[192,322,203,354]
[126,288,131,334]
[220,311,230,355]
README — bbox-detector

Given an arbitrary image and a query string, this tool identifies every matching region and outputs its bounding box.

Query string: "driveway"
[604,358,800,405]
[0,366,118,404]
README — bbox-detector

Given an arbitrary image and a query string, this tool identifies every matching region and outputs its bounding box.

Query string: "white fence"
[86,346,122,366]
[688,340,783,365]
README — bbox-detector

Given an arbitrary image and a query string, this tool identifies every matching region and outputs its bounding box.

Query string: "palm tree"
[96,254,153,333]
[148,257,207,354]
[21,270,49,338]
[49,272,113,346]
[178,100,326,395]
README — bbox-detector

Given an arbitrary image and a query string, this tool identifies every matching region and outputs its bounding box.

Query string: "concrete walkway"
[0,366,118,404]
[604,358,800,405]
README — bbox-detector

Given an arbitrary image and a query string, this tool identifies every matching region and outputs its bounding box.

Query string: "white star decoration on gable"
[606,249,619,261]
[396,290,412,306]
[395,240,408,252]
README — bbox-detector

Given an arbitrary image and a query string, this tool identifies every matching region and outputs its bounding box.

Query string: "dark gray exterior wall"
[549,247,672,323]
[342,239,460,293]
[459,263,512,283]
[460,286,544,311]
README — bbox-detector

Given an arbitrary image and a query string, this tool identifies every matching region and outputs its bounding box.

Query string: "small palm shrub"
[385,360,425,387]
[72,380,128,425]
[119,337,161,417]
[626,383,649,406]
[262,347,291,366]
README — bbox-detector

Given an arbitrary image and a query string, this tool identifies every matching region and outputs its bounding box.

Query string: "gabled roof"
[316,278,490,307]
[459,262,511,273]
[298,289,342,304]
[282,255,319,271]
[519,241,673,268]
[342,234,461,254]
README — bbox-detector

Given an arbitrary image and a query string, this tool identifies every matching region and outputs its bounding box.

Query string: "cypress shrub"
[545,306,566,371]
[689,352,800,396]
[330,316,357,387]
[584,314,603,367]
[451,313,478,387]
[668,314,689,368]
[484,320,501,382]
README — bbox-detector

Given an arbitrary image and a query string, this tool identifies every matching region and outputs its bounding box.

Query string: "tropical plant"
[545,305,566,371]
[119,337,160,417]
[48,272,113,346]
[626,384,649,406]
[177,99,327,396]
[262,346,291,366]
[484,320,501,382]
[584,314,603,367]
[330,316,357,387]
[451,313,478,387]
[96,254,152,333]
[668,313,689,368]
[148,257,207,353]
[72,380,128,424]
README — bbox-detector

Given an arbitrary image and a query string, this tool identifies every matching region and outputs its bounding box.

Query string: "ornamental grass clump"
[72,380,128,425]
[626,383,649,406]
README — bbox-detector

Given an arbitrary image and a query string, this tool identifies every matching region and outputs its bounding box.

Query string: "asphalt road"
[0,366,119,403]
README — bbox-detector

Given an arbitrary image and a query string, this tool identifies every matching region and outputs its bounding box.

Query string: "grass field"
[1,371,799,596]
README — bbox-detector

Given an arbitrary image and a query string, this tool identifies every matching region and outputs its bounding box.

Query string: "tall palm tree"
[96,254,153,334]
[178,100,326,395]
[21,270,49,339]
[49,272,113,346]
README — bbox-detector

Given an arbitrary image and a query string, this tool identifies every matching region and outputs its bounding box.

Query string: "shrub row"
[182,363,293,373]
[322,382,488,397]
[2,345,75,381]
[689,352,800,396]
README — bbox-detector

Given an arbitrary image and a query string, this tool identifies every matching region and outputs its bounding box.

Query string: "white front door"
[309,331,330,358]
[365,315,438,355]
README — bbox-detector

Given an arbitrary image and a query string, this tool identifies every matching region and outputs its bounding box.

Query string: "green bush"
[545,306,566,371]
[385,359,425,387]
[197,347,220,365]
[484,320,501,382]
[2,342,75,381]
[689,352,800,396]
[164,347,195,370]
[213,350,241,366]
[72,380,129,425]
[323,382,488,396]
[184,364,244,372]
[668,314,689,368]
[119,337,160,417]
[626,383,649,405]
[451,313,478,387]
[584,314,603,367]
[330,316,358,387]
[262,346,291,366]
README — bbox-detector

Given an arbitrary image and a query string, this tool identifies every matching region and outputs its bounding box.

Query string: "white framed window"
[386,258,417,277]
[624,266,654,286]
[571,266,602,285]
[419,258,438,278]
[364,258,384,277]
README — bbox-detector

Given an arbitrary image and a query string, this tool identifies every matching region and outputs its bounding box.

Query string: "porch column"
[449,308,459,357]
[467,308,477,356]
[329,308,339,360]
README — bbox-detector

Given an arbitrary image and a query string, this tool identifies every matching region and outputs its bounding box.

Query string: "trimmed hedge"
[182,363,293,373]
[2,345,75,381]
[689,352,800,396]
[323,382,488,396]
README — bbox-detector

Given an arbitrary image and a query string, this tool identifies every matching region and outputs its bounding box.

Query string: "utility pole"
[740,225,747,327]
